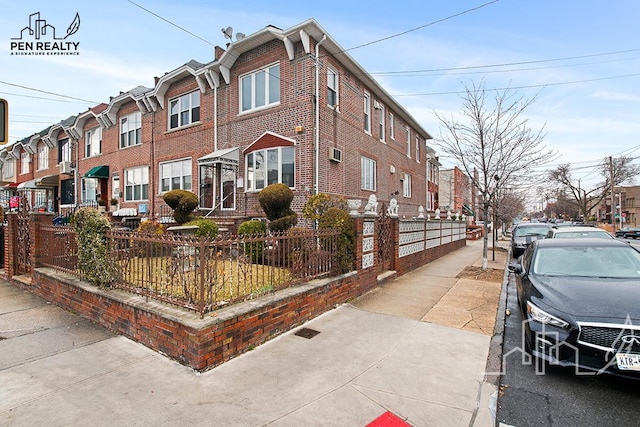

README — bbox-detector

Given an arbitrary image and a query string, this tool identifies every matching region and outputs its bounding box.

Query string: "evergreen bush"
[162,189,198,224]
[73,207,115,287]
[258,183,297,232]
[238,219,267,262]
[318,207,356,273]
[186,218,219,239]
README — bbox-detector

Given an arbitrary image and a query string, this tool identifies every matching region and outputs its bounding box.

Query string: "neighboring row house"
[0,19,439,225]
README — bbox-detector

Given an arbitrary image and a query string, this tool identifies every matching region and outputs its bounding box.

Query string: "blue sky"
[2,0,639,191]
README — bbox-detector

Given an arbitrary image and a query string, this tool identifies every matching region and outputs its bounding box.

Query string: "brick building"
[0,19,437,223]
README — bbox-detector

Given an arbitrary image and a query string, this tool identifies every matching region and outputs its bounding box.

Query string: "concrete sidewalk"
[0,238,508,426]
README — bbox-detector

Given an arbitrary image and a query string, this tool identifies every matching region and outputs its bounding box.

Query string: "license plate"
[615,353,640,371]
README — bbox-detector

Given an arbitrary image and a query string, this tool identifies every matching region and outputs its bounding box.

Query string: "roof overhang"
[198,147,239,165]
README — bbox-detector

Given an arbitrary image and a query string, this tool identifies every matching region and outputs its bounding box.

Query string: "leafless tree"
[547,156,640,221]
[434,82,556,268]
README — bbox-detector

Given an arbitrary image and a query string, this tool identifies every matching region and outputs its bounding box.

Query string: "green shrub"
[318,207,356,273]
[238,219,267,262]
[161,189,199,224]
[73,207,115,287]
[185,218,219,239]
[302,193,347,222]
[258,183,297,232]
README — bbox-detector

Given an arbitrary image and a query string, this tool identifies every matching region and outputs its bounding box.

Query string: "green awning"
[463,203,475,216]
[85,165,109,178]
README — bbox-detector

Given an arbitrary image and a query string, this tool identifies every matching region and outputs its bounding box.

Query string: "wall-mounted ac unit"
[59,161,73,174]
[373,100,382,110]
[329,147,342,162]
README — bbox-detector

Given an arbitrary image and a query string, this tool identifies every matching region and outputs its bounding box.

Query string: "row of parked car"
[508,221,640,379]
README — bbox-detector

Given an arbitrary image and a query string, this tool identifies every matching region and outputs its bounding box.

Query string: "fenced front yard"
[39,225,342,317]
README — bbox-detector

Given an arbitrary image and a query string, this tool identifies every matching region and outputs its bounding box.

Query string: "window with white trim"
[245,146,294,191]
[389,112,395,140]
[403,173,412,198]
[379,104,385,142]
[361,156,376,191]
[327,68,338,108]
[415,136,420,163]
[240,63,280,113]
[58,138,71,163]
[363,92,371,134]
[169,91,200,130]
[406,127,411,157]
[37,144,48,171]
[85,127,101,158]
[120,112,142,148]
[159,158,192,193]
[2,158,15,179]
[20,151,30,175]
[124,166,149,201]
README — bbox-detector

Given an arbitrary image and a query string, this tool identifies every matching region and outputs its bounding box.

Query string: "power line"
[0,81,99,104]
[127,0,216,47]
[0,90,93,104]
[370,48,640,75]
[392,73,640,97]
[340,0,500,54]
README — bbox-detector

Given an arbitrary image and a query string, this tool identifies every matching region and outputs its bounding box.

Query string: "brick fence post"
[5,212,16,278]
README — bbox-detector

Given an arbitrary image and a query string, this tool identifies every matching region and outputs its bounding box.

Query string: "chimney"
[215,46,226,60]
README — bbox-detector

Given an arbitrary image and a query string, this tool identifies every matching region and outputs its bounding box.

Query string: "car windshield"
[532,246,640,278]
[514,226,548,237]
[553,231,612,239]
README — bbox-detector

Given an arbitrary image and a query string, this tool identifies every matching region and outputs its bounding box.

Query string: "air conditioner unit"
[329,147,342,163]
[373,100,382,110]
[59,161,73,174]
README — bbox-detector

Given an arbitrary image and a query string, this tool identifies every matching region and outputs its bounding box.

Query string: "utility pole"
[610,156,616,233]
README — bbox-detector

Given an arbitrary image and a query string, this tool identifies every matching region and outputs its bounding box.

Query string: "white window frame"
[3,158,15,179]
[59,138,71,163]
[363,92,371,134]
[37,144,48,171]
[159,158,192,193]
[169,91,200,130]
[20,152,30,175]
[378,104,386,142]
[85,127,102,158]
[361,156,376,191]
[406,127,411,158]
[245,146,295,192]
[389,112,395,140]
[415,136,420,163]
[120,112,142,148]
[327,68,339,108]
[240,62,280,113]
[124,166,149,202]
[403,173,412,198]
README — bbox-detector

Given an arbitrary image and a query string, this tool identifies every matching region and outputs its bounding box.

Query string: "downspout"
[150,110,155,219]
[214,84,218,151]
[314,35,327,195]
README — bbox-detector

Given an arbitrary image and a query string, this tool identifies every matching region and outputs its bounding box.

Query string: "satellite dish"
[222,26,233,39]
[236,32,245,41]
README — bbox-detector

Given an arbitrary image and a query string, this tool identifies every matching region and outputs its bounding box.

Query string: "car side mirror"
[508,262,523,275]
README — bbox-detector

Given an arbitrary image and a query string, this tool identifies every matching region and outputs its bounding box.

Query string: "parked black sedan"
[615,226,640,239]
[511,222,552,258]
[509,238,640,378]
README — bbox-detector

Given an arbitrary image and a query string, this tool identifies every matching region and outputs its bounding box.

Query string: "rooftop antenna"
[221,26,233,40]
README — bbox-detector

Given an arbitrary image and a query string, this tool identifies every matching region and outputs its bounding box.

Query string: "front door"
[220,164,236,210]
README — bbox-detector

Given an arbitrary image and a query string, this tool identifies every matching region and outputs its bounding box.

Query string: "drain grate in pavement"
[294,328,320,339]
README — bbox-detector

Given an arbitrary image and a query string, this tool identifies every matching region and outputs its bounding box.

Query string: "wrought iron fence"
[38,225,342,317]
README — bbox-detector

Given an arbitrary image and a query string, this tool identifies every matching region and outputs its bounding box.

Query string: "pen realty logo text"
[10,11,80,56]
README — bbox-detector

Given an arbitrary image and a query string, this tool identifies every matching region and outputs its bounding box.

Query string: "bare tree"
[547,156,640,221]
[434,82,556,268]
